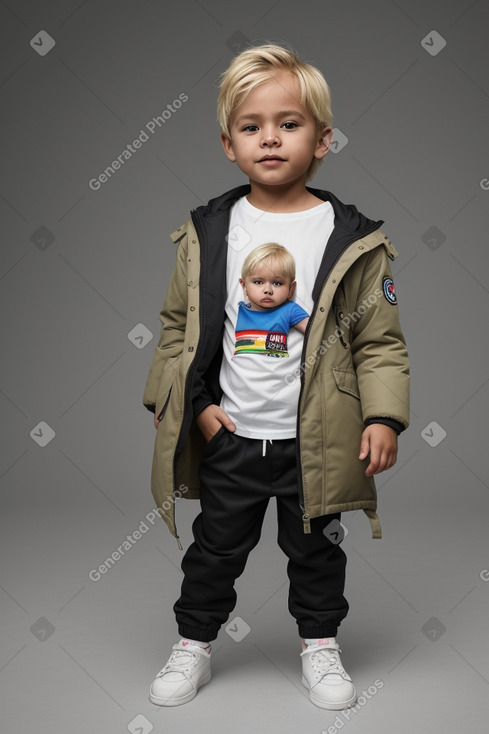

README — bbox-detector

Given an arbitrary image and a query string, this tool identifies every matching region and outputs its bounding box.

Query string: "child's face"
[221,70,332,187]
[240,264,295,311]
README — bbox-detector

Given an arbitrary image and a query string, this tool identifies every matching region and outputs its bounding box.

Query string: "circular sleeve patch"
[382,276,397,305]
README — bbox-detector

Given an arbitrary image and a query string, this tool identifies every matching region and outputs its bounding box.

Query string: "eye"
[282,122,298,130]
[273,281,283,287]
[243,125,259,132]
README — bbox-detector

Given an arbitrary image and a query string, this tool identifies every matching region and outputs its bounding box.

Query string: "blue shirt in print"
[234,300,309,357]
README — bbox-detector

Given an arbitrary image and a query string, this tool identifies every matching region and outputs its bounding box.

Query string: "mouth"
[258,155,284,162]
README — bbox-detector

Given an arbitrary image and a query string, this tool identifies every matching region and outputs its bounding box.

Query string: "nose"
[261,127,280,147]
[263,282,273,293]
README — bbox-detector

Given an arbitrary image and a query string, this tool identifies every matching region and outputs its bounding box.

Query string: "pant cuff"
[178,623,220,643]
[298,624,339,639]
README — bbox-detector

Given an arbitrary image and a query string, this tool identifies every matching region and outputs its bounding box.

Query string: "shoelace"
[158,648,198,676]
[309,647,348,679]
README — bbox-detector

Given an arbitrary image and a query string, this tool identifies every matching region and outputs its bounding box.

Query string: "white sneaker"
[301,638,357,710]
[149,640,211,706]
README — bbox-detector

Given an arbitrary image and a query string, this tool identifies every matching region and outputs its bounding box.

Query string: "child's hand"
[196,404,236,442]
[359,424,398,476]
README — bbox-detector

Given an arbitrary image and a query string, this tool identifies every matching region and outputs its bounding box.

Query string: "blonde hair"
[241,243,296,283]
[217,42,333,181]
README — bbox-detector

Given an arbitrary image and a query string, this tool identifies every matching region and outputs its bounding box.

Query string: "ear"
[239,277,247,294]
[288,280,297,298]
[314,127,334,159]
[221,132,236,162]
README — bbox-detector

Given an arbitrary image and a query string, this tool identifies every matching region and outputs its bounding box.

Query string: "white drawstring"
[262,439,273,457]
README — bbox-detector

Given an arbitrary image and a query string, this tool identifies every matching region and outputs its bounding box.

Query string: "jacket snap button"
[190,306,195,311]
[319,307,325,312]
[188,346,194,352]
[358,245,364,250]
[188,281,192,286]
[192,239,196,243]
[332,279,336,283]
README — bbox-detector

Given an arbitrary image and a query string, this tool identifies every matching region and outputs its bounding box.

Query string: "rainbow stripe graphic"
[234,329,289,357]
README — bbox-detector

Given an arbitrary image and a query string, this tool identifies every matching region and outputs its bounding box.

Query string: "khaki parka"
[143,185,410,549]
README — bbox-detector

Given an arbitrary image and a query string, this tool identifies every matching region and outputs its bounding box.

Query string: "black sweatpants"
[173,426,349,642]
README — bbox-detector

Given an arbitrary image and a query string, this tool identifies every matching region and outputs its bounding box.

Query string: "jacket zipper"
[296,267,333,534]
[295,227,381,533]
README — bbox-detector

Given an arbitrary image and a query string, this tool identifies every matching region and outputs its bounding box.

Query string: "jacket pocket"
[332,367,360,399]
[157,386,172,421]
[155,355,180,420]
[334,300,349,349]
[316,370,367,509]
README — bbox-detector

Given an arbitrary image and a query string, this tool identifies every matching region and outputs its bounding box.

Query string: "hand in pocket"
[196,404,236,442]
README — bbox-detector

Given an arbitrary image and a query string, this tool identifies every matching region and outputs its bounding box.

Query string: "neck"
[246,179,322,213]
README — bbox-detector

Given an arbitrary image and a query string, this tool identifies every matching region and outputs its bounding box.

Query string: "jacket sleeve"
[364,416,405,435]
[349,246,410,430]
[142,231,189,414]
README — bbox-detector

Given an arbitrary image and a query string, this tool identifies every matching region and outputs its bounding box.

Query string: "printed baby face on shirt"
[239,264,294,311]
[235,252,309,357]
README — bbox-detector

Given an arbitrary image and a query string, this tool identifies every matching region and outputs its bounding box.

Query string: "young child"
[235,242,309,359]
[143,43,410,710]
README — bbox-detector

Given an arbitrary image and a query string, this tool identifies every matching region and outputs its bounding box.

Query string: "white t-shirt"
[219,195,335,439]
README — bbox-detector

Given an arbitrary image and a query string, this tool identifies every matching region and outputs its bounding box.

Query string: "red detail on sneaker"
[182,641,189,646]
[317,638,332,646]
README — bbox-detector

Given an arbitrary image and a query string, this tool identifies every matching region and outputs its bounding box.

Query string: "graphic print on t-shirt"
[220,195,335,439]
[234,300,309,358]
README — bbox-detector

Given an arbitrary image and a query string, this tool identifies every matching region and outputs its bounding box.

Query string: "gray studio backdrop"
[1,1,488,733]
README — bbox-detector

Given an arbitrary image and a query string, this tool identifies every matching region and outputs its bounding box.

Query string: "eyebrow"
[234,110,307,125]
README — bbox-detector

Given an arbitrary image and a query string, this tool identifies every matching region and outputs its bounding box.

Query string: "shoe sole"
[149,671,211,707]
[302,675,357,711]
